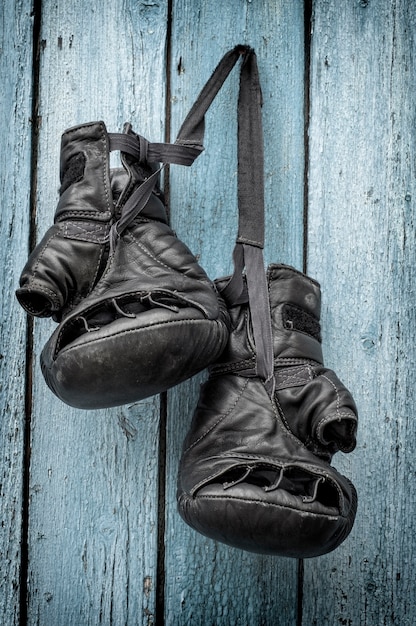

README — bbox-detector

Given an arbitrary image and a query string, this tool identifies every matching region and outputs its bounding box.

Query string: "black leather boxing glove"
[177,48,358,557]
[177,264,358,558]
[16,122,115,320]
[214,264,358,460]
[39,123,230,409]
[17,46,255,410]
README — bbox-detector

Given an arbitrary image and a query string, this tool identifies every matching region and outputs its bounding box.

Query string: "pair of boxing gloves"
[16,117,358,558]
[16,48,358,558]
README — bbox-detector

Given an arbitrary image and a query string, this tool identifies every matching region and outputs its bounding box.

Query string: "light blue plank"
[26,2,168,624]
[165,1,306,624]
[0,1,33,624]
[304,0,416,624]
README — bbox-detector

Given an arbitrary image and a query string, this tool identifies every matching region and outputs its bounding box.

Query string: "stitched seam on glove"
[274,357,321,367]
[26,229,60,278]
[57,209,112,221]
[191,494,344,518]
[104,230,213,292]
[126,235,209,282]
[321,374,340,408]
[210,358,256,375]
[316,410,357,451]
[62,222,108,301]
[319,373,358,450]
[183,378,250,454]
[18,281,61,304]
[272,393,313,451]
[274,364,314,390]
[62,222,110,243]
[53,317,222,358]
[86,248,105,303]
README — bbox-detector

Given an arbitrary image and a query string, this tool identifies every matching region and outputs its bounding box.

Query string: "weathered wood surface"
[26,2,168,624]
[0,2,33,625]
[304,1,416,624]
[2,0,416,624]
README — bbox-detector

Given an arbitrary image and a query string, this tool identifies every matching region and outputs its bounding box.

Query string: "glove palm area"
[177,264,358,558]
[38,124,229,409]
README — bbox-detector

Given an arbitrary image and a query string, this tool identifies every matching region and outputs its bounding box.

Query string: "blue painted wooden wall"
[1,0,415,624]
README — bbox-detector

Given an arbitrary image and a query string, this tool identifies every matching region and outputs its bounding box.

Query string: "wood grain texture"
[164,2,306,624]
[4,1,416,624]
[0,2,33,624]
[304,0,416,624]
[26,2,168,624]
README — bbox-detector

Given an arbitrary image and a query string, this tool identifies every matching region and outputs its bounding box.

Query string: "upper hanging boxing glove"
[16,122,116,320]
[35,46,252,409]
[176,48,358,558]
[16,117,198,323]
[40,127,229,408]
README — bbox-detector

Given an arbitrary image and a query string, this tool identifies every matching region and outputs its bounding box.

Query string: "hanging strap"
[220,49,275,396]
[108,132,202,167]
[107,46,275,395]
[107,45,251,249]
[108,45,250,165]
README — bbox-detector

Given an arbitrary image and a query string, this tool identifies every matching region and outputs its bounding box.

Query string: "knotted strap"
[108,45,251,248]
[108,133,201,166]
[219,50,275,396]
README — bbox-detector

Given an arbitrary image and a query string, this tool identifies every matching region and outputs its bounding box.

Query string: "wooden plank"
[303,0,416,624]
[0,1,34,624]
[164,2,306,624]
[26,2,168,624]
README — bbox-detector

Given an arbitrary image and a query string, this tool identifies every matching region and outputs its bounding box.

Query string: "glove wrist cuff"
[55,121,114,223]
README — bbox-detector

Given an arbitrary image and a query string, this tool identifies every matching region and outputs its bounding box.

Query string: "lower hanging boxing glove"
[40,124,230,409]
[177,264,358,558]
[16,122,116,320]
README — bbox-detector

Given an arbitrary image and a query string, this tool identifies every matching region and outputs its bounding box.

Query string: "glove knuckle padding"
[16,122,114,318]
[177,264,358,558]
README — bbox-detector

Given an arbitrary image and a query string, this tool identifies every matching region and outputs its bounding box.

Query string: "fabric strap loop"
[109,44,252,239]
[108,133,203,166]
[219,49,275,396]
[175,45,251,149]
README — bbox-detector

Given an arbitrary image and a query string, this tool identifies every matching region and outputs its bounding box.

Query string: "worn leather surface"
[177,264,358,558]
[16,122,115,320]
[17,120,230,409]
[41,215,230,408]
